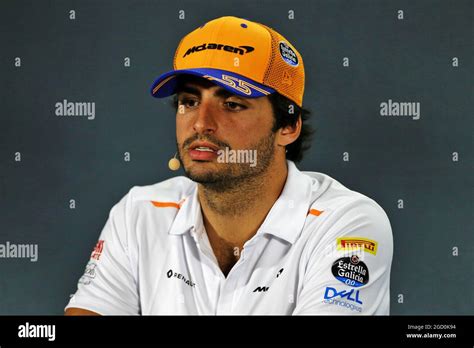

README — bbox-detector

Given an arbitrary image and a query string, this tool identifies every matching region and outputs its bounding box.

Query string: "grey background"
[0,0,472,314]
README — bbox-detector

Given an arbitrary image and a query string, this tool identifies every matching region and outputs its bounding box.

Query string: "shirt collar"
[168,183,202,236]
[168,160,315,244]
[256,160,314,244]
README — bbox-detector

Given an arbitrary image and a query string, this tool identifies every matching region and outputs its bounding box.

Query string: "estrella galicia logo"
[279,41,298,67]
[331,255,369,287]
[183,43,255,58]
[324,286,363,304]
[166,269,196,288]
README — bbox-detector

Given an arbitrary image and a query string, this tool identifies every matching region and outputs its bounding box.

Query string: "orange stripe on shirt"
[150,201,181,209]
[308,209,323,216]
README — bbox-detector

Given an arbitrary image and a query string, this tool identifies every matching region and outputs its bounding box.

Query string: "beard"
[178,130,276,193]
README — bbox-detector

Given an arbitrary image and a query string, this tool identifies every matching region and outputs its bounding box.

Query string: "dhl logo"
[337,237,378,255]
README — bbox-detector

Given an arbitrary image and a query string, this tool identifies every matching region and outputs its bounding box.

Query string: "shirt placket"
[216,237,260,314]
[191,227,225,313]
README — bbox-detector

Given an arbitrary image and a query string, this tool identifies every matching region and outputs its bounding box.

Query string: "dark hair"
[268,93,313,163]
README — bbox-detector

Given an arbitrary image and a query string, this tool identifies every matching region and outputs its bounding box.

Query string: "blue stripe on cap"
[150,68,275,99]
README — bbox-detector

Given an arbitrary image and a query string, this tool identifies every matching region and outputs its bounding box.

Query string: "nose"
[193,98,218,135]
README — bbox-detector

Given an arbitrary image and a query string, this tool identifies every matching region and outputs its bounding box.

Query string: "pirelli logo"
[337,237,378,255]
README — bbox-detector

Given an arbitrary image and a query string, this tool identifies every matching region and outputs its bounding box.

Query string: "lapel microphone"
[168,152,181,171]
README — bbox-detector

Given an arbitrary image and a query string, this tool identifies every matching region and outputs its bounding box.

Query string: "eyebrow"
[177,84,240,100]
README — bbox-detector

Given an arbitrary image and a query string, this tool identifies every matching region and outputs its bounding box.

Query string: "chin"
[183,161,221,181]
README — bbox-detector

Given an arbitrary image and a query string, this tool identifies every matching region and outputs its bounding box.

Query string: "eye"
[224,101,246,111]
[178,98,199,108]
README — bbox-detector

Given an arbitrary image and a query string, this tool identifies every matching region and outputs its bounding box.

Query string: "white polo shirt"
[65,161,393,315]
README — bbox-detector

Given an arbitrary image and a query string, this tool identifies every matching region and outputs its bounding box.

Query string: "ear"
[276,114,302,147]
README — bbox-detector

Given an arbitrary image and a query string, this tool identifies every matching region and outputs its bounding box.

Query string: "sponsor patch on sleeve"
[90,240,105,260]
[322,286,363,313]
[78,261,97,285]
[337,237,378,255]
[331,255,369,287]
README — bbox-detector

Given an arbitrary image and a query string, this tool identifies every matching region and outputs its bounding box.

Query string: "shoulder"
[100,176,196,254]
[302,170,393,257]
[107,176,196,229]
[304,170,390,224]
[112,176,196,211]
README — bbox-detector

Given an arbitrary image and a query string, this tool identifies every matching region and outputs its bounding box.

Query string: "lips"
[189,142,219,152]
[188,141,219,161]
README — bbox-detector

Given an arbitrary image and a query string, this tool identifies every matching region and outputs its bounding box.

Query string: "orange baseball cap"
[150,16,305,107]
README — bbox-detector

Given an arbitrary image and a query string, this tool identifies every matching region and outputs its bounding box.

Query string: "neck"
[198,158,288,248]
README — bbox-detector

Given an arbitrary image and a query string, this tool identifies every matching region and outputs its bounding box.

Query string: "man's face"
[175,76,277,191]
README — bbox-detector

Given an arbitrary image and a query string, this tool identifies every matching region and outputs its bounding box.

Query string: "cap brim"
[150,68,275,99]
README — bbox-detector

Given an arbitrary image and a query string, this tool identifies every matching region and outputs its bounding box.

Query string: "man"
[65,16,393,315]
